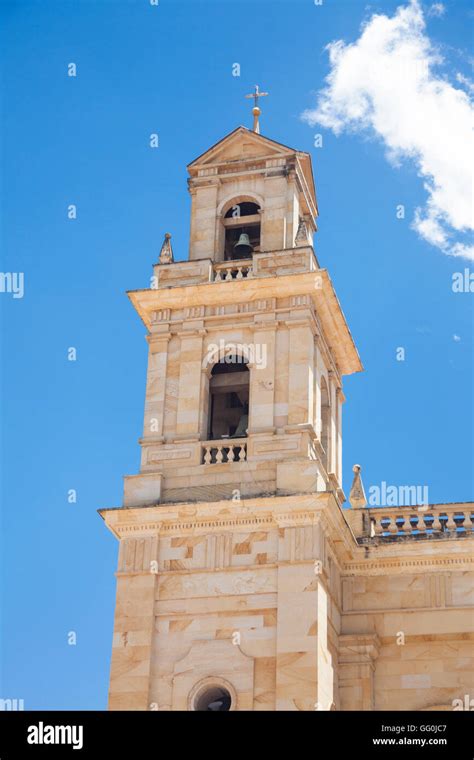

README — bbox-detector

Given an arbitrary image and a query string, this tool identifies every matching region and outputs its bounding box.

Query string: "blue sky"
[1,0,472,709]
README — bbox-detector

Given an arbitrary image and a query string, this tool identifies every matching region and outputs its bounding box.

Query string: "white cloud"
[456,72,474,94]
[302,0,474,261]
[453,334,461,342]
[427,3,445,17]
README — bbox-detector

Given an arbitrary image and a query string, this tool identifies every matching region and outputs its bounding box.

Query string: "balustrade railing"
[201,439,247,465]
[213,261,253,282]
[366,504,473,540]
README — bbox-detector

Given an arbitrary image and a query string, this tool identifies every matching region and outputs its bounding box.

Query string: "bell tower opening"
[223,201,261,261]
[208,356,249,440]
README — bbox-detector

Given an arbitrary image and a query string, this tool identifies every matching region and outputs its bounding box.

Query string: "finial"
[349,464,367,509]
[159,232,174,264]
[245,84,269,134]
[295,217,310,247]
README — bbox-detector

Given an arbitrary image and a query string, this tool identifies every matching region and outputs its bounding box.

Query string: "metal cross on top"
[245,84,269,134]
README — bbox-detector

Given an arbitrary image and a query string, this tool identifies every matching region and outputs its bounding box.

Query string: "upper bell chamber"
[146,125,321,291]
[187,125,318,263]
[125,108,362,509]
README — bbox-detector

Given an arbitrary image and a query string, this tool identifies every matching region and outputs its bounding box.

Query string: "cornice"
[100,493,331,538]
[127,270,363,376]
[343,554,474,576]
[109,509,325,539]
[100,492,474,577]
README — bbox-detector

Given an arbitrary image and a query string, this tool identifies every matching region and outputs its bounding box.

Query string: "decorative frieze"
[118,536,159,573]
[152,309,171,323]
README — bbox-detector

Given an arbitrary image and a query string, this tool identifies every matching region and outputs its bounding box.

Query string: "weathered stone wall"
[340,568,474,710]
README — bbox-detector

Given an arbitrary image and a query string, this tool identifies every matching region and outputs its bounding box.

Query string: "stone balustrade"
[201,439,247,465]
[365,503,473,541]
[149,247,320,290]
[212,261,253,281]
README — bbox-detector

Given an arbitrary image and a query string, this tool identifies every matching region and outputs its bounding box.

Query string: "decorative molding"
[273,511,322,529]
[184,306,205,319]
[118,536,159,573]
[147,448,193,463]
[176,328,207,338]
[290,294,312,308]
[339,633,381,664]
[110,506,327,540]
[151,310,171,324]
[344,555,474,576]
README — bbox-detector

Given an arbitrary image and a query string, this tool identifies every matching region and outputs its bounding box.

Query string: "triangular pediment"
[188,127,297,169]
[188,126,318,218]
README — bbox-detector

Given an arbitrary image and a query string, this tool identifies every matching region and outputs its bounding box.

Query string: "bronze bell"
[233,233,253,258]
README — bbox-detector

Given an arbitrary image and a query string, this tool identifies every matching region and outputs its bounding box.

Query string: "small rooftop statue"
[159,232,174,264]
[295,217,309,246]
[349,464,367,509]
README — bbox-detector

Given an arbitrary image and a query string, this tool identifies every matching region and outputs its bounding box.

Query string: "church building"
[100,94,474,711]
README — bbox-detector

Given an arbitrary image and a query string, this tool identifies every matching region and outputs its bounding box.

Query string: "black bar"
[0,710,471,757]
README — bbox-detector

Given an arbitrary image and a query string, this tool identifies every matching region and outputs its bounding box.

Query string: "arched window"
[208,356,249,440]
[320,376,331,473]
[223,201,261,261]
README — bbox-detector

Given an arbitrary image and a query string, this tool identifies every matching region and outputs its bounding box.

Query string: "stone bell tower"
[100,101,363,711]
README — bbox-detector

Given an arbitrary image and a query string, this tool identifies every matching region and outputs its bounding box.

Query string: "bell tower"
[100,103,363,711]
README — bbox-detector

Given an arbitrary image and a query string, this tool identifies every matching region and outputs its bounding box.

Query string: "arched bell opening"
[223,201,261,261]
[208,356,249,441]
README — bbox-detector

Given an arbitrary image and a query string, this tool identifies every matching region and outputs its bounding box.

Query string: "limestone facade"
[100,126,474,711]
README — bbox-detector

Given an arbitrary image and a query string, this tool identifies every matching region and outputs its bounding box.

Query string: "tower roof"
[187,126,318,219]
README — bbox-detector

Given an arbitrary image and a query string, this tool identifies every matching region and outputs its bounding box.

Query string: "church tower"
[100,99,364,711]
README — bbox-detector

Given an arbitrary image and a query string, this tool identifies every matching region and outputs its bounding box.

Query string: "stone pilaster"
[175,328,206,440]
[328,371,337,476]
[248,321,276,434]
[336,387,343,484]
[338,633,380,711]
[286,320,314,427]
[275,520,334,711]
[108,535,160,710]
[142,334,171,443]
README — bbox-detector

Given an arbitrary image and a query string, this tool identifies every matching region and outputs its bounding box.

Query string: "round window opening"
[194,685,232,711]
[188,677,237,712]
